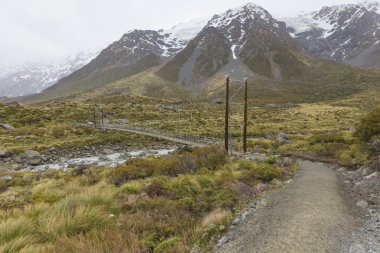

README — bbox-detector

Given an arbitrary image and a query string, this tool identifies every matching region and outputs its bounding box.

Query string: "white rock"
[357,200,369,209]
[365,172,379,180]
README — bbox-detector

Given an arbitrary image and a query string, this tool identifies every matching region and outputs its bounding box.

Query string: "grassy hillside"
[20,54,161,104]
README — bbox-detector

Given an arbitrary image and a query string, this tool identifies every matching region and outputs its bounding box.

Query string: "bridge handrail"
[92,124,224,145]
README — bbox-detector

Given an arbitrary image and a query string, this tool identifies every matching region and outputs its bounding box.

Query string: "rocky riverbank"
[0,144,178,172]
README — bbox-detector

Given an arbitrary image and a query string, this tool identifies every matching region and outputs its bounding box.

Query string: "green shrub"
[171,177,199,199]
[154,236,181,252]
[52,127,66,139]
[356,105,380,141]
[311,133,346,144]
[239,164,281,184]
[210,188,239,210]
[238,160,254,170]
[264,156,277,165]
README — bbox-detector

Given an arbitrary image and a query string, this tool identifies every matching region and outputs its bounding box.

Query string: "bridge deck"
[94,124,223,147]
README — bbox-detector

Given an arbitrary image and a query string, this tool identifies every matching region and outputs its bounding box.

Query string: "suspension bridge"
[82,77,249,153]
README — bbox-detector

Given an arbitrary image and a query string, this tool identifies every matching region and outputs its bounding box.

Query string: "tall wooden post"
[225,76,230,153]
[101,107,104,125]
[243,79,248,153]
[94,108,97,128]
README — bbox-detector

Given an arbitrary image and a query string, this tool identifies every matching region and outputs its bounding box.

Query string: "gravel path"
[216,160,357,253]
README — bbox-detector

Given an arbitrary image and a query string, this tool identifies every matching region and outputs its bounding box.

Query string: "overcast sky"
[0,0,368,66]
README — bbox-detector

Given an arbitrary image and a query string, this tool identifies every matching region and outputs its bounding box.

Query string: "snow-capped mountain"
[0,51,98,97]
[157,3,301,86]
[24,2,380,103]
[44,18,208,97]
[283,2,380,68]
[360,0,380,13]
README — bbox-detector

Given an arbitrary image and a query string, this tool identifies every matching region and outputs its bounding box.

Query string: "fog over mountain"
[0,0,372,66]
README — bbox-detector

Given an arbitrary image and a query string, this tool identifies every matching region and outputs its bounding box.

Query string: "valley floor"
[216,160,379,253]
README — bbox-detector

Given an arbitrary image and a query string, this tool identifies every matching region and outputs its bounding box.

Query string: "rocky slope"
[19,2,380,104]
[158,3,307,88]
[0,51,98,98]
[283,2,380,68]
[40,20,208,99]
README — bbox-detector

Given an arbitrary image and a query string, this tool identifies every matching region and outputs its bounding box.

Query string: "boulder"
[115,119,128,124]
[103,149,114,155]
[0,150,12,158]
[48,147,57,153]
[277,132,289,144]
[0,123,15,130]
[24,150,43,165]
[0,175,13,182]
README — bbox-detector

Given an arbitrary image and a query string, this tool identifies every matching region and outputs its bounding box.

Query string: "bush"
[264,156,277,165]
[311,133,346,144]
[52,127,66,139]
[356,105,380,141]
[239,164,281,184]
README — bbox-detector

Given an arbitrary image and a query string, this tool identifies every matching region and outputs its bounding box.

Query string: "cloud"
[0,0,366,66]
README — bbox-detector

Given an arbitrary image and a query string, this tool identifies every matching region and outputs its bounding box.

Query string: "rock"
[13,156,23,163]
[241,211,250,221]
[103,149,114,155]
[99,155,109,161]
[266,104,277,108]
[22,175,33,182]
[0,123,15,130]
[256,199,267,209]
[368,138,380,153]
[217,237,229,247]
[362,167,369,177]
[212,98,223,104]
[277,132,289,144]
[0,175,13,182]
[271,178,282,186]
[48,147,57,153]
[59,157,68,163]
[232,218,240,225]
[365,172,379,180]
[284,102,295,108]
[24,150,43,165]
[8,195,16,200]
[0,150,12,158]
[357,200,369,209]
[115,119,128,124]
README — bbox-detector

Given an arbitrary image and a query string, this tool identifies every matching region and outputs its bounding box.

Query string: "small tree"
[356,105,380,141]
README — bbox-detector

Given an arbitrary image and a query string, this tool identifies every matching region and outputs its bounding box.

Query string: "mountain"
[157,3,311,88]
[283,2,380,68]
[38,19,208,100]
[360,0,380,13]
[0,51,98,98]
[20,2,380,105]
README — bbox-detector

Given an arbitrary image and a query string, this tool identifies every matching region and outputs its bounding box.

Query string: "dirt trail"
[217,160,357,253]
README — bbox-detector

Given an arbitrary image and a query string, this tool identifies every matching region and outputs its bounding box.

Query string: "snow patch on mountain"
[360,0,380,13]
[208,3,272,29]
[166,18,209,41]
[283,4,369,39]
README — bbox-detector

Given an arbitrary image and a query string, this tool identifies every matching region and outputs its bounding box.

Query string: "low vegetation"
[0,146,297,252]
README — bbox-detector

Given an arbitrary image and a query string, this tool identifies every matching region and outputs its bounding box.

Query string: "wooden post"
[225,76,230,153]
[101,107,104,125]
[243,79,248,153]
[94,108,97,128]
